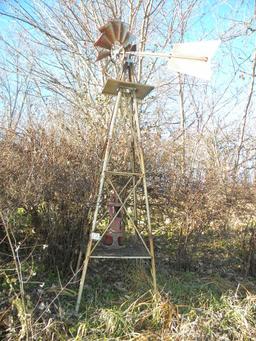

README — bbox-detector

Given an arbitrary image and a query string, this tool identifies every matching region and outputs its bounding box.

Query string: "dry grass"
[1,257,256,341]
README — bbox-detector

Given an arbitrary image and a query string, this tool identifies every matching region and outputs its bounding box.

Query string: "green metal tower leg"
[76,90,122,313]
[133,93,157,292]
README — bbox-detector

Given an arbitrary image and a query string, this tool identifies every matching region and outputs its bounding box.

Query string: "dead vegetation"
[1,119,256,340]
[1,0,256,340]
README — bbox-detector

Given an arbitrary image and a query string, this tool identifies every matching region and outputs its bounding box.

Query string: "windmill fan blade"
[99,22,116,43]
[112,20,122,41]
[125,44,136,53]
[94,20,136,62]
[120,22,129,44]
[96,50,111,61]
[94,33,113,50]
[168,40,220,80]
[123,33,136,48]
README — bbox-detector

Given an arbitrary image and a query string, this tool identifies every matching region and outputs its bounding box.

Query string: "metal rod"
[127,79,139,240]
[90,176,140,254]
[75,90,122,313]
[107,178,150,255]
[105,170,142,176]
[132,92,157,293]
[90,255,151,259]
[126,50,208,62]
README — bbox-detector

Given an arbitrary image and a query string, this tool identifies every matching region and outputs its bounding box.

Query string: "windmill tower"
[76,20,220,312]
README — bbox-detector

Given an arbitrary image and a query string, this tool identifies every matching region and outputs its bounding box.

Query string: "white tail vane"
[168,40,221,80]
[126,40,220,80]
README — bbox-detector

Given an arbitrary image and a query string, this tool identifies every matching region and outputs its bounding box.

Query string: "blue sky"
[0,0,255,130]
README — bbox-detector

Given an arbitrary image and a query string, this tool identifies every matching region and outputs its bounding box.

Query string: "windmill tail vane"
[126,40,221,80]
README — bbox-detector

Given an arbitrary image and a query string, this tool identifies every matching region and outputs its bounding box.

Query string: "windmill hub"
[110,42,125,64]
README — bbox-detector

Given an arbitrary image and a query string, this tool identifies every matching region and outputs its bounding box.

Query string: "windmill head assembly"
[75,19,220,313]
[94,19,220,80]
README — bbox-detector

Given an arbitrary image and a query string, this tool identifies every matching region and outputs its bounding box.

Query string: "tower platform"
[102,79,154,99]
[90,242,151,259]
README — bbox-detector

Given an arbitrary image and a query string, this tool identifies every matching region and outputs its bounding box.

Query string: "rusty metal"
[96,49,111,61]
[102,192,125,249]
[94,20,136,62]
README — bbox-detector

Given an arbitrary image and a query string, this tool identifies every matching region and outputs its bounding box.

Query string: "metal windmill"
[76,20,220,312]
